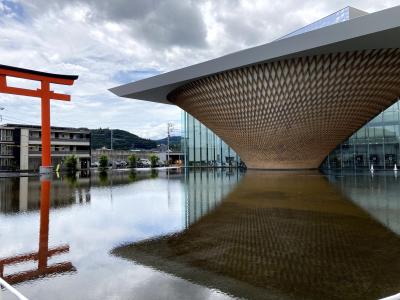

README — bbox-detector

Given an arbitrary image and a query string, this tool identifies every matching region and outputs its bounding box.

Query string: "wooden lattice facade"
[168,49,400,169]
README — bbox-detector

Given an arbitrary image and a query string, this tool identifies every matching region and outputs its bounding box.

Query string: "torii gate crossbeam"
[0,65,78,173]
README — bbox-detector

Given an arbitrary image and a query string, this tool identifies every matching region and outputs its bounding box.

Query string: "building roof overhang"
[109,5,400,105]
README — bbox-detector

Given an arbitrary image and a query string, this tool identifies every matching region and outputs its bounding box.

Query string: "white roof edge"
[110,5,400,105]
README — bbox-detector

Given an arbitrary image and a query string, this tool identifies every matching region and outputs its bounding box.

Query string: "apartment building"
[0,124,91,171]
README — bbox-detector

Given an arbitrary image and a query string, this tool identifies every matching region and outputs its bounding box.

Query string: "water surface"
[0,169,399,300]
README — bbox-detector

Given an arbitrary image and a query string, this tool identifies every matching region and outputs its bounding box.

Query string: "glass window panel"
[374,127,384,138]
[369,144,384,169]
[387,102,399,111]
[369,112,383,124]
[194,118,201,165]
[368,127,375,139]
[384,125,396,137]
[279,7,350,40]
[356,127,366,139]
[383,111,398,122]
[355,144,368,167]
[201,124,207,166]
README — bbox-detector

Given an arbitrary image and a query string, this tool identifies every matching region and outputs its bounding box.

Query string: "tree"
[150,169,159,178]
[128,170,137,182]
[99,155,108,169]
[64,155,78,173]
[65,172,77,186]
[149,154,159,168]
[128,154,137,168]
[98,170,108,185]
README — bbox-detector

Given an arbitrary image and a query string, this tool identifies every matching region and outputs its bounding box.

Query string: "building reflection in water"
[0,173,91,214]
[113,171,400,300]
[0,176,75,285]
[0,169,185,291]
[327,172,400,235]
[183,169,244,227]
[0,170,170,214]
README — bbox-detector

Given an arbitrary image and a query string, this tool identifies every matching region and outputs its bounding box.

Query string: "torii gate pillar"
[0,65,78,174]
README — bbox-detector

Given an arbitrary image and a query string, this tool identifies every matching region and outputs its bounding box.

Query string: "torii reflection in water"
[0,176,75,285]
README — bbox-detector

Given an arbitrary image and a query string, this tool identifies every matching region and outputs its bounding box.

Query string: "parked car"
[91,161,99,168]
[115,160,127,168]
[137,158,151,168]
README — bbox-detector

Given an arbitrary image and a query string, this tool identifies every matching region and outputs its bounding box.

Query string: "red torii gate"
[0,177,75,285]
[0,64,78,173]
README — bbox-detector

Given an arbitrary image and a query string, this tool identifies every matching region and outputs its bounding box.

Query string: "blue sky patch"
[113,69,161,84]
[0,0,26,22]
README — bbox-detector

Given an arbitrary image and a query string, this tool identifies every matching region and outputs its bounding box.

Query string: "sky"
[1,0,400,139]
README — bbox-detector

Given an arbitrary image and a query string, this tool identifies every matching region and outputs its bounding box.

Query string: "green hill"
[91,128,157,150]
[155,136,182,151]
[90,128,182,151]
[154,136,181,144]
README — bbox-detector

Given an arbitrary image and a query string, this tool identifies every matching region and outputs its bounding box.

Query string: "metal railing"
[0,277,28,300]
[28,150,90,155]
[29,136,89,142]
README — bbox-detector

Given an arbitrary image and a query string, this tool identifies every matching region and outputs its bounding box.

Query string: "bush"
[99,155,108,169]
[150,169,158,178]
[149,154,159,168]
[98,170,108,185]
[128,154,137,168]
[128,170,137,182]
[65,173,77,186]
[64,155,78,173]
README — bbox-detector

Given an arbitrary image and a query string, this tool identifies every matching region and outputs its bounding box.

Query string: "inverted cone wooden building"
[110,6,400,169]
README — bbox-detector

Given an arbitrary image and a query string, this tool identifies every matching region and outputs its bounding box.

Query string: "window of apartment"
[29,131,41,139]
[0,144,13,155]
[0,158,13,167]
[1,129,14,142]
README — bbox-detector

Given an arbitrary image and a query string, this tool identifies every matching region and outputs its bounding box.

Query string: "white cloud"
[0,0,399,139]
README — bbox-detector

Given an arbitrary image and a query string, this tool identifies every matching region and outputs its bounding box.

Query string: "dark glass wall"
[182,112,240,167]
[183,99,400,170]
[322,100,400,170]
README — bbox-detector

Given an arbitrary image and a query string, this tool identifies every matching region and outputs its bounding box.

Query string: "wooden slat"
[169,48,400,169]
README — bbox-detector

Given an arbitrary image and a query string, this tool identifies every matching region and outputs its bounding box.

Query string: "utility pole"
[110,128,113,150]
[167,122,173,166]
[110,128,113,168]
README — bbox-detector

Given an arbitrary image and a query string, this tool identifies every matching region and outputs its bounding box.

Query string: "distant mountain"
[91,128,157,150]
[154,136,181,144]
[155,136,182,151]
[90,128,182,151]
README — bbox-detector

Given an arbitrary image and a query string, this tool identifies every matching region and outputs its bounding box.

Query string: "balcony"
[29,136,90,142]
[28,150,90,156]
[0,138,14,142]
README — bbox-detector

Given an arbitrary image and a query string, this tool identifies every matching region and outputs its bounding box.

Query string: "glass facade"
[183,169,243,227]
[322,99,400,170]
[278,7,351,40]
[183,99,400,170]
[182,112,240,167]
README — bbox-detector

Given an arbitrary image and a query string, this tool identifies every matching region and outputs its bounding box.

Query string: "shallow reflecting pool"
[0,169,399,300]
